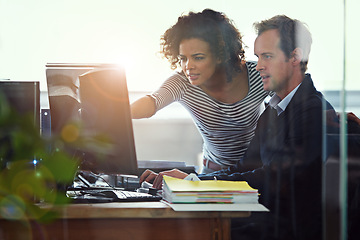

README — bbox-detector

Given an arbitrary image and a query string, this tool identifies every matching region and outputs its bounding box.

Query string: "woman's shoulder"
[154,71,193,100]
[244,61,270,99]
[245,61,263,84]
[245,61,258,73]
[161,71,190,87]
[245,61,261,82]
[167,71,188,81]
[245,60,257,67]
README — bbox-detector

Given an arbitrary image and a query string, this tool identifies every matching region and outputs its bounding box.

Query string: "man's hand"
[139,169,189,189]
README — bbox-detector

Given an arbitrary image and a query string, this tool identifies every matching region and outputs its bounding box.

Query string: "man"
[141,15,336,239]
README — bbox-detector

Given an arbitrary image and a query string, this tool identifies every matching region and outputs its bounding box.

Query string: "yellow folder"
[163,176,257,193]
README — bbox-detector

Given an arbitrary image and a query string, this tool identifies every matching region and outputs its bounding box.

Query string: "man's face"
[254,29,293,96]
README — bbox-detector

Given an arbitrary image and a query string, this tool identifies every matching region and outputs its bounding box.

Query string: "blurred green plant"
[0,93,79,223]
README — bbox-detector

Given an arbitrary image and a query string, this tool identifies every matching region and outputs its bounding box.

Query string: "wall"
[1,0,359,93]
[133,118,203,166]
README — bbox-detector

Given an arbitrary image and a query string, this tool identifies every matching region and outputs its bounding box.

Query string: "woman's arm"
[130,95,156,119]
[140,169,189,189]
[131,73,187,119]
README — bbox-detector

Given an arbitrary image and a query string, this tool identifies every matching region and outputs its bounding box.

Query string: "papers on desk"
[162,176,259,204]
[164,202,269,212]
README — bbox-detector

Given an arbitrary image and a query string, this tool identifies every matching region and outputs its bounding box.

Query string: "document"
[162,176,259,204]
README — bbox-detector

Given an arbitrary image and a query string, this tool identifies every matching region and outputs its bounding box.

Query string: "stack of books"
[162,176,259,204]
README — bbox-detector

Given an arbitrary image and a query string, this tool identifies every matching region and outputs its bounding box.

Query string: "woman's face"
[179,38,220,86]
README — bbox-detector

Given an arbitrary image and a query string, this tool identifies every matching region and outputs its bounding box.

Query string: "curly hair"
[160,9,245,81]
[253,15,312,73]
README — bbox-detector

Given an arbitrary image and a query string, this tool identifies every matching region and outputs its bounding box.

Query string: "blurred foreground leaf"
[0,93,79,223]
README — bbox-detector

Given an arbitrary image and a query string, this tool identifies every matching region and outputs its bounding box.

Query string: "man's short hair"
[254,15,312,73]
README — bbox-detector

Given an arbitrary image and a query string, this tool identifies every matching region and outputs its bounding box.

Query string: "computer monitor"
[46,64,138,177]
[0,81,40,169]
[0,81,40,126]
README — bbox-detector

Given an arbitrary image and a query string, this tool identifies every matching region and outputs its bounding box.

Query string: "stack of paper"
[162,176,259,204]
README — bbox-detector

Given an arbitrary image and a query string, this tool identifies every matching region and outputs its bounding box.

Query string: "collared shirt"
[269,83,302,115]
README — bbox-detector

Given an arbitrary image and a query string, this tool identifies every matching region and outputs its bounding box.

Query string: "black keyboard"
[67,189,162,203]
[112,190,161,201]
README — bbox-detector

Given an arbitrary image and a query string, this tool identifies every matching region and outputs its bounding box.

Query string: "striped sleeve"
[150,72,189,111]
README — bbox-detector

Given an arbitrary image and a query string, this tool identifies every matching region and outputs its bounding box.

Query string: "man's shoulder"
[292,75,330,108]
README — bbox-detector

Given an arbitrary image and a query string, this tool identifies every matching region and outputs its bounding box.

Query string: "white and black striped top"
[151,61,269,167]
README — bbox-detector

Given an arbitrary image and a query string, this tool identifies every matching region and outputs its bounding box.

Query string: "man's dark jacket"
[199,74,335,239]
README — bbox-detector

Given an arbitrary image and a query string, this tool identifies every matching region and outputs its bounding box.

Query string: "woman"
[131,9,269,174]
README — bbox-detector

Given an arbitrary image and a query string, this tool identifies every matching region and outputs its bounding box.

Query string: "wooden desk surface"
[1,201,255,240]
[46,201,251,219]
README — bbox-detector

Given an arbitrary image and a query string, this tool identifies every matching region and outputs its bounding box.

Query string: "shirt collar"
[269,83,302,115]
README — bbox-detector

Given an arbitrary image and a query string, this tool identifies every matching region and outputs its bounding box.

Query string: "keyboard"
[67,188,162,203]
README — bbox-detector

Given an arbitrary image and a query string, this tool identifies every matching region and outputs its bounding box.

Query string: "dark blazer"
[199,74,335,239]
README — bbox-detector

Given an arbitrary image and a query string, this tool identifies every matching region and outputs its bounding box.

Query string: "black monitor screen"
[0,81,40,169]
[0,81,40,126]
[46,64,138,176]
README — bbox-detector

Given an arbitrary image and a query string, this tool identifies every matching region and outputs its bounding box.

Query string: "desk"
[0,201,255,240]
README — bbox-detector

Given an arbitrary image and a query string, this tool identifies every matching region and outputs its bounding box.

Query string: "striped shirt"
[150,61,269,167]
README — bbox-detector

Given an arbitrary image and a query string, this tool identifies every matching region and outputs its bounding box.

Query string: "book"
[162,176,259,204]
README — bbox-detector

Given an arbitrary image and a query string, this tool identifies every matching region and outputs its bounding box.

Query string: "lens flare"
[0,195,26,220]
[61,124,79,143]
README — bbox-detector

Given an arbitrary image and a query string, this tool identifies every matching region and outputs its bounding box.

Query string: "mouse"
[141,181,153,189]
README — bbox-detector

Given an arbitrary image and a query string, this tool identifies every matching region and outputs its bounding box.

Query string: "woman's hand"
[347,112,360,125]
[139,169,159,184]
[140,169,189,189]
